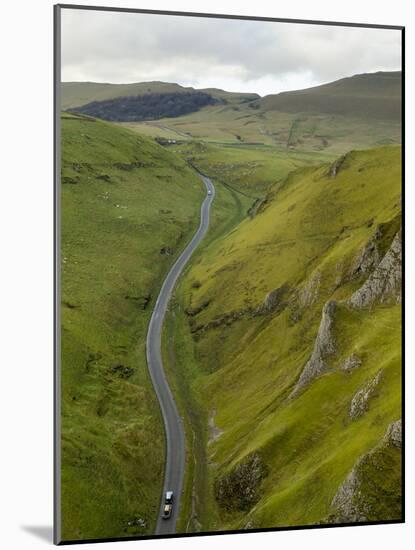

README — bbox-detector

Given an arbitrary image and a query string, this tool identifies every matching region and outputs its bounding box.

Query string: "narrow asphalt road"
[146,173,215,535]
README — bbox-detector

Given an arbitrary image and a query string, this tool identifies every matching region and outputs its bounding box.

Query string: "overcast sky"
[61,8,402,97]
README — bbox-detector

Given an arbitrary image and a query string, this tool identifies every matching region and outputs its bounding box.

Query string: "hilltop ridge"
[61,80,259,110]
[252,71,402,120]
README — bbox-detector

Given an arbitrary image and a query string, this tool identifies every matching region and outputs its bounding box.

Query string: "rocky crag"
[328,420,402,523]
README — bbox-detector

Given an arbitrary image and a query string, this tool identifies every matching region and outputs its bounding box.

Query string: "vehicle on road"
[162,504,172,519]
[162,491,174,519]
[208,190,212,195]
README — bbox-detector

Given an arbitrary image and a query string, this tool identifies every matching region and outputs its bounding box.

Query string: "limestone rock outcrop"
[290,300,337,397]
[349,370,382,420]
[348,230,401,309]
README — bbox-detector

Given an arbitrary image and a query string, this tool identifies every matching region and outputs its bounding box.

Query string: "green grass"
[173,140,335,197]
[124,101,400,155]
[187,146,401,318]
[60,113,206,540]
[166,145,402,531]
[119,121,191,141]
[235,304,401,529]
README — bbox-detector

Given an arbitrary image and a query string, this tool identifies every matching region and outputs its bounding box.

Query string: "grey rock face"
[349,370,382,420]
[348,230,402,309]
[215,452,268,511]
[290,300,337,397]
[329,419,402,523]
[329,154,347,178]
[340,353,362,371]
[330,467,366,522]
[384,419,402,448]
[263,287,283,311]
[257,285,288,314]
[350,228,382,278]
[298,271,321,308]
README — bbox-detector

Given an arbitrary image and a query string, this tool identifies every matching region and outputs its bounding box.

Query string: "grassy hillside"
[121,72,401,154]
[164,145,402,532]
[61,81,259,110]
[254,72,402,121]
[174,140,335,197]
[60,112,206,541]
[64,73,401,155]
[124,101,401,154]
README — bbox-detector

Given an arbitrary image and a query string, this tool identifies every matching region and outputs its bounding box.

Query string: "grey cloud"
[61,9,401,95]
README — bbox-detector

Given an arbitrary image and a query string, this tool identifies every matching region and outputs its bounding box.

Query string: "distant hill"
[62,72,401,148]
[67,91,222,122]
[61,81,259,110]
[199,87,259,104]
[252,72,402,121]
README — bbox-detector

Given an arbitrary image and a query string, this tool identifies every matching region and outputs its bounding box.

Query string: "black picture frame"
[54,4,405,545]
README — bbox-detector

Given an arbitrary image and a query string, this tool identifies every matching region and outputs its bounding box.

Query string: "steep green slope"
[165,145,402,531]
[254,72,402,121]
[60,112,206,540]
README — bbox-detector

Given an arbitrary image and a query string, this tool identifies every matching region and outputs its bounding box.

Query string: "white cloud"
[61,8,401,96]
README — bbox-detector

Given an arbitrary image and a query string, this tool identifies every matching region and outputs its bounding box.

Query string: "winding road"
[146,173,215,535]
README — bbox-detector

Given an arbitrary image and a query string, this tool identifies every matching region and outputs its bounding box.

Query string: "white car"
[208,190,212,195]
